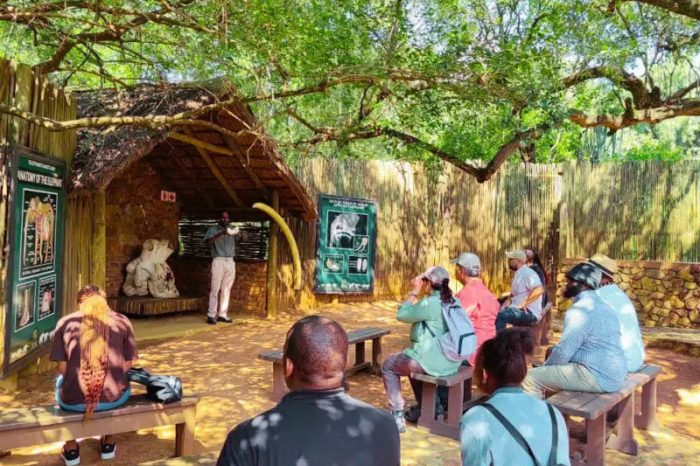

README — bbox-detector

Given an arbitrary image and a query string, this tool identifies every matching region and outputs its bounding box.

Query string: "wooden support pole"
[266,190,280,319]
[92,191,107,288]
[180,128,245,207]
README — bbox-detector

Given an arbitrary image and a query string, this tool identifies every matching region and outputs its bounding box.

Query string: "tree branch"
[617,0,700,21]
[568,99,700,129]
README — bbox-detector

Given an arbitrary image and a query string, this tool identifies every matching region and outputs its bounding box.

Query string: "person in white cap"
[587,253,645,372]
[495,250,544,332]
[381,266,461,433]
[451,252,500,366]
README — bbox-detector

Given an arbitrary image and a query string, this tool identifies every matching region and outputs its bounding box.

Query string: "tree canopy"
[1,0,699,179]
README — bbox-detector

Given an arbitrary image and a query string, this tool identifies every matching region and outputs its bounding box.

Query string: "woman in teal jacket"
[381,266,461,433]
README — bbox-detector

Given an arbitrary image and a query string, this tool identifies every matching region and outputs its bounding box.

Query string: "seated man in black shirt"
[217,315,401,466]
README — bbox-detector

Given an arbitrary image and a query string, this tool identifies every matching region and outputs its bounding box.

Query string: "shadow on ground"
[1,301,698,465]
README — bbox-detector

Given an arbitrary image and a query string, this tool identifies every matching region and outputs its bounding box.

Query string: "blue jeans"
[495,306,537,332]
[55,375,131,413]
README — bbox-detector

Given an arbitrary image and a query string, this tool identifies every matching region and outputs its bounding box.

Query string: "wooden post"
[266,190,280,319]
[92,191,107,288]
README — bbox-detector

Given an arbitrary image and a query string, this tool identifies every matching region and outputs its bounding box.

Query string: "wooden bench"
[0,395,198,458]
[139,451,218,465]
[545,364,661,466]
[108,296,206,316]
[515,302,552,346]
[258,327,390,401]
[410,365,473,440]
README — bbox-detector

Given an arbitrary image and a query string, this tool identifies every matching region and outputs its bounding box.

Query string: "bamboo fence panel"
[561,161,700,262]
[276,160,562,311]
[0,60,77,374]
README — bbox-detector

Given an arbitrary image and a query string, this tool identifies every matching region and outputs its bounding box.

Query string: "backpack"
[127,367,183,404]
[479,401,567,466]
[422,299,477,363]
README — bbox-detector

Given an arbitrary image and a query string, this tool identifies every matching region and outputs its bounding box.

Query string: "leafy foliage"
[1,0,699,174]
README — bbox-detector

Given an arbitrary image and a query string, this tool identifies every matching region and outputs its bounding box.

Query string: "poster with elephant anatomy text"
[3,147,65,377]
[314,195,377,294]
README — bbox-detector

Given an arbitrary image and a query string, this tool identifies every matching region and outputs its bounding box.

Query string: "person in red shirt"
[50,285,137,466]
[451,252,500,366]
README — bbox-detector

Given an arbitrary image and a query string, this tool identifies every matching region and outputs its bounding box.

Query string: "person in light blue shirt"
[522,262,627,398]
[460,329,570,466]
[587,253,645,372]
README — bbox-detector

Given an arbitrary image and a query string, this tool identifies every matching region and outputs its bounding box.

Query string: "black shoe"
[217,316,233,323]
[61,445,80,466]
[404,405,422,423]
[206,317,217,325]
[100,440,116,460]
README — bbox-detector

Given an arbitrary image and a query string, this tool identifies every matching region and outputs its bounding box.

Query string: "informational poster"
[314,195,377,294]
[4,147,65,375]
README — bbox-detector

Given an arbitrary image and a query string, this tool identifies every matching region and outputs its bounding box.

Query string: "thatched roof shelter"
[70,79,316,220]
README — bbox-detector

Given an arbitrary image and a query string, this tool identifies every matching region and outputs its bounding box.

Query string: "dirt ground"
[1,301,699,465]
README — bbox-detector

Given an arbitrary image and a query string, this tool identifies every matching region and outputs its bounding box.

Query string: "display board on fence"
[314,194,377,294]
[4,147,65,375]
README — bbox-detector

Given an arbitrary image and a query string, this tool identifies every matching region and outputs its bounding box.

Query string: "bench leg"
[175,406,197,457]
[447,382,464,426]
[417,382,437,427]
[607,393,638,456]
[584,415,606,466]
[541,311,551,345]
[371,337,383,376]
[636,378,659,431]
[355,341,366,369]
[271,362,287,402]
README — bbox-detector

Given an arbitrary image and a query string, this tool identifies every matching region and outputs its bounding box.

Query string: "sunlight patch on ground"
[677,384,700,407]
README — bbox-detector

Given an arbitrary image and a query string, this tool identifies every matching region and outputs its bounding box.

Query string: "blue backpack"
[422,299,477,363]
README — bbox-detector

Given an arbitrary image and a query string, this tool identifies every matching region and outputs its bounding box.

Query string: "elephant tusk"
[252,202,302,291]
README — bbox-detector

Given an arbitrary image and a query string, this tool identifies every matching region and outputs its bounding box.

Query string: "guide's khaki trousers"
[208,257,236,318]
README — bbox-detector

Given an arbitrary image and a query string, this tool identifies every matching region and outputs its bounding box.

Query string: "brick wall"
[105,160,180,297]
[558,259,700,328]
[171,257,268,316]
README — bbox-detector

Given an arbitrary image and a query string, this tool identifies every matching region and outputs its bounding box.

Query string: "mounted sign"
[314,194,377,294]
[160,190,176,203]
[3,146,66,376]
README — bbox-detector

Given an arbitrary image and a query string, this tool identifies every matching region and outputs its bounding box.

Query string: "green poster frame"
[3,146,66,377]
[314,194,377,294]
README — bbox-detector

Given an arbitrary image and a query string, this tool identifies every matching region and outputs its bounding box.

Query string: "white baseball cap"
[451,252,481,275]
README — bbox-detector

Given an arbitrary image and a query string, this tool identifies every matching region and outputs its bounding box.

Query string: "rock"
[670,295,686,308]
[651,292,665,300]
[663,301,673,310]
[642,300,655,312]
[687,298,699,311]
[630,267,641,275]
[678,270,696,281]
[641,276,656,291]
[678,318,691,327]
[689,310,699,323]
[657,308,670,317]
[685,281,697,290]
[662,280,674,290]
[645,269,664,279]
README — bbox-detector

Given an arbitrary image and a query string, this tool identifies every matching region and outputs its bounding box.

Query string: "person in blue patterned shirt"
[522,262,627,398]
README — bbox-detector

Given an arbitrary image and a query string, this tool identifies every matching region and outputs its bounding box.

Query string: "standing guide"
[205,211,241,325]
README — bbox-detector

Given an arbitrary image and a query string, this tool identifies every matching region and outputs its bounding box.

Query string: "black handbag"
[127,367,183,404]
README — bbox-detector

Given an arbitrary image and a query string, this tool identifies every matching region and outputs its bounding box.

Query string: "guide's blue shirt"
[204,226,237,258]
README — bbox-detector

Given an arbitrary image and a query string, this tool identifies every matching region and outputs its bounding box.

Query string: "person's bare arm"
[517,285,544,310]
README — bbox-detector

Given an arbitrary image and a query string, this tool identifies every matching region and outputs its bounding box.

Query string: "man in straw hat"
[587,253,645,372]
[522,262,626,398]
[496,250,545,332]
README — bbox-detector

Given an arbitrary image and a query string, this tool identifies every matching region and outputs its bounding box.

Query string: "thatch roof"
[71,79,316,220]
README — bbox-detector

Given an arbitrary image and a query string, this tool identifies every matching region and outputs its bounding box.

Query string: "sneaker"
[217,316,233,323]
[100,441,116,461]
[404,404,422,423]
[391,410,406,433]
[60,445,80,466]
[206,317,217,325]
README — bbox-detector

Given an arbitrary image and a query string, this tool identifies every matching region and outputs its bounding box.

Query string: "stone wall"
[170,258,268,316]
[105,159,180,297]
[558,259,700,328]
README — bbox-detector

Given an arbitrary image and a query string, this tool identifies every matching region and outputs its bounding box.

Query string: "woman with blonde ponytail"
[50,285,137,466]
